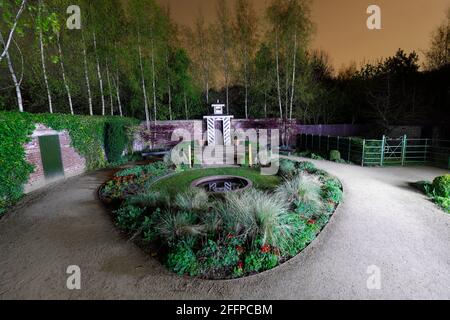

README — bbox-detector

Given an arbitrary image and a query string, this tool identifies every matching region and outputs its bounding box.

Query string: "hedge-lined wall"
[0,111,138,214]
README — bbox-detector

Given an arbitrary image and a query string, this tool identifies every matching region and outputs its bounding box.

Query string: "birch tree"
[0,0,27,63]
[234,0,258,118]
[55,31,74,114]
[37,0,53,113]
[0,32,23,111]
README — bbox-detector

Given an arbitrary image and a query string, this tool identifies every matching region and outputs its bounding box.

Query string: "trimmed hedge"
[0,111,138,215]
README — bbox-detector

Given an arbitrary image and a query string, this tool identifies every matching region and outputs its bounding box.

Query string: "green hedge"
[0,111,138,215]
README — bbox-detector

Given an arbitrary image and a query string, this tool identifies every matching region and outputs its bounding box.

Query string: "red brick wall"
[24,124,86,193]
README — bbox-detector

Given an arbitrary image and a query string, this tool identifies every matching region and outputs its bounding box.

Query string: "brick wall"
[134,118,300,150]
[24,124,86,193]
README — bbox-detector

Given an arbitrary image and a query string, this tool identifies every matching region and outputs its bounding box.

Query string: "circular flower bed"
[99,158,343,279]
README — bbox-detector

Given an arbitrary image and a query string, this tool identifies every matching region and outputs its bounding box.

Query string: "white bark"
[114,72,123,117]
[0,32,23,112]
[56,33,74,115]
[151,38,157,124]
[165,49,172,120]
[289,33,298,120]
[38,10,53,114]
[244,45,249,119]
[138,41,150,130]
[93,32,106,115]
[105,59,114,115]
[0,0,27,63]
[275,30,283,119]
[82,33,93,115]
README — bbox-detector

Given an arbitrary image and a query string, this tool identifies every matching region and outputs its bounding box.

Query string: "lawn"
[150,167,281,197]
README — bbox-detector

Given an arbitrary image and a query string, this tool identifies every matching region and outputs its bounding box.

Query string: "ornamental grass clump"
[156,211,206,244]
[174,188,210,211]
[219,189,291,247]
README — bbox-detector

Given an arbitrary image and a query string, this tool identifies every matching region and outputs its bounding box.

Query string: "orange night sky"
[156,0,450,70]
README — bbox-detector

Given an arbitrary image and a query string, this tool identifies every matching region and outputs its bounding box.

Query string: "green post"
[337,136,340,151]
[327,135,330,153]
[424,138,428,163]
[311,134,314,150]
[348,137,352,162]
[361,139,366,166]
[401,135,407,166]
[319,135,321,152]
[380,135,386,166]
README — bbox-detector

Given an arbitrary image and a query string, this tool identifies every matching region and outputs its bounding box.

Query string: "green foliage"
[166,238,199,276]
[104,119,131,163]
[297,161,317,173]
[278,159,297,177]
[115,166,144,178]
[114,205,144,231]
[432,175,450,198]
[0,111,137,214]
[244,250,279,273]
[124,192,168,209]
[322,177,343,203]
[197,239,241,276]
[329,150,341,162]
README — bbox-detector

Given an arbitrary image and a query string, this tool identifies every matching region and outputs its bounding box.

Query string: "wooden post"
[188,143,192,168]
[380,135,386,166]
[348,137,352,162]
[248,142,253,167]
[401,135,407,166]
[361,139,366,166]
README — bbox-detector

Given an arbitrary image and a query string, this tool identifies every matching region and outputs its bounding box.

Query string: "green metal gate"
[38,135,64,179]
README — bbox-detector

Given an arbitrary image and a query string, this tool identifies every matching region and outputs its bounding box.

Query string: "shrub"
[329,150,341,161]
[322,177,343,203]
[220,189,290,247]
[167,238,199,276]
[297,161,317,173]
[197,239,242,277]
[114,205,144,231]
[115,166,143,178]
[278,159,297,178]
[141,208,163,242]
[432,175,450,198]
[174,188,209,211]
[244,250,279,273]
[156,211,205,244]
[104,119,130,163]
[124,192,169,208]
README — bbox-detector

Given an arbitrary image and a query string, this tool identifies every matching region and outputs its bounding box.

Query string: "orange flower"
[261,244,270,253]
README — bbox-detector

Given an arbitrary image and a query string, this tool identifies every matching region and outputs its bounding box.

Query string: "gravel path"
[0,159,449,300]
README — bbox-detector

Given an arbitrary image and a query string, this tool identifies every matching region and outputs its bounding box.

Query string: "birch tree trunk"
[275,30,283,119]
[0,0,27,63]
[38,18,53,113]
[105,59,114,115]
[289,33,298,120]
[0,33,23,112]
[93,32,106,115]
[82,33,93,115]
[138,42,150,130]
[244,47,249,119]
[165,50,172,120]
[114,72,123,116]
[151,38,157,124]
[56,33,74,115]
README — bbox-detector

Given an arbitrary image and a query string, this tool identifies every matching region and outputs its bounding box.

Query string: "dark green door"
[39,135,64,179]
